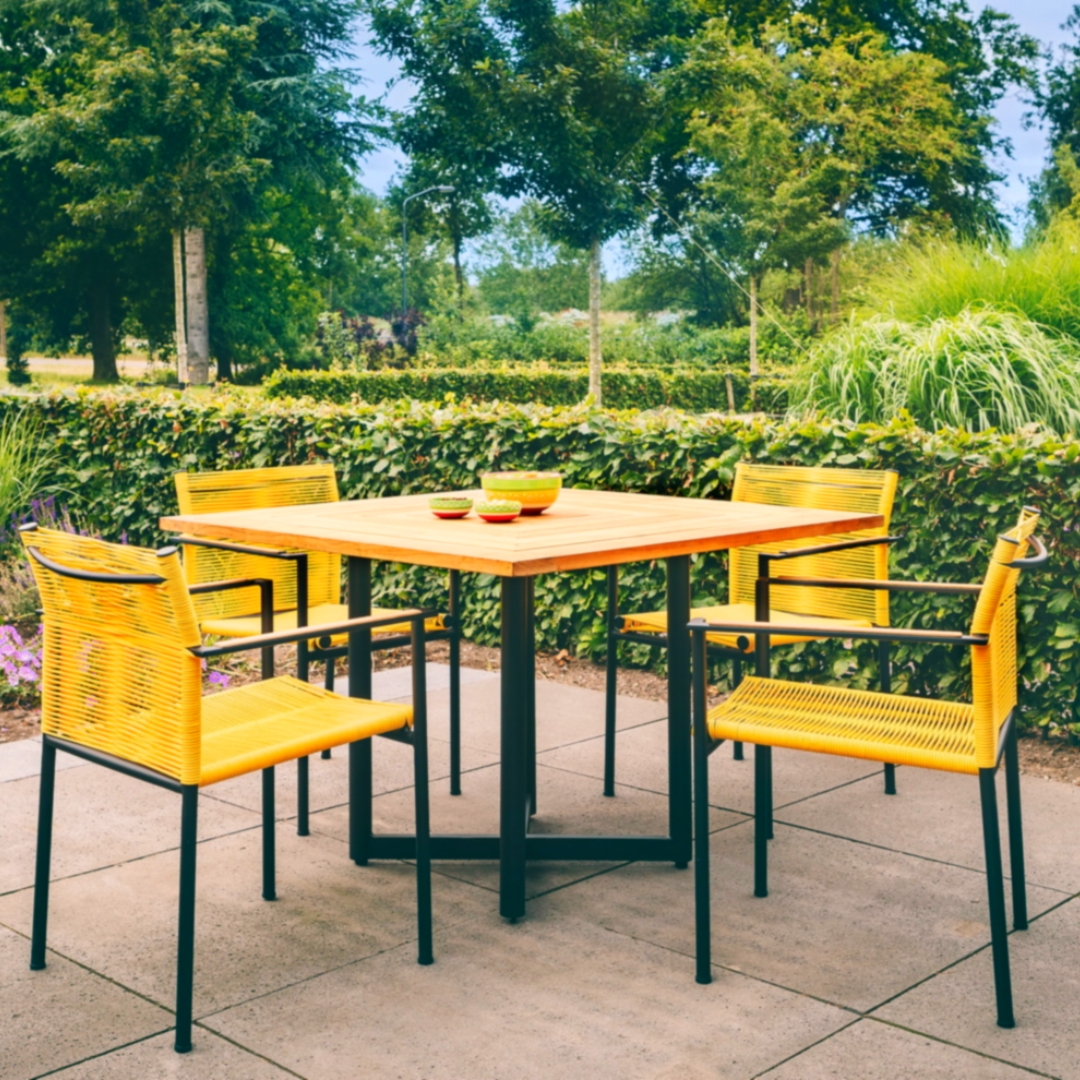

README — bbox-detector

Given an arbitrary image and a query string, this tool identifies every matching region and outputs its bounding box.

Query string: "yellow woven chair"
[690,508,1047,1029]
[606,463,899,795]
[174,464,465,826]
[21,525,435,1054]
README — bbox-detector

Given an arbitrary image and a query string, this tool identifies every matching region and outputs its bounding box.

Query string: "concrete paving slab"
[0,765,260,896]
[206,911,852,1080]
[367,660,499,701]
[437,677,668,757]
[312,759,746,899]
[204,726,502,820]
[876,897,1080,1079]
[760,1018,1039,1079]
[0,926,172,1080]
[0,736,86,784]
[0,827,495,1018]
[46,1029,298,1079]
[537,821,1062,1013]
[541,722,884,808]
[780,765,1080,895]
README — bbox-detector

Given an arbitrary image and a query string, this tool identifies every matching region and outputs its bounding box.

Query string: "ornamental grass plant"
[859,222,1080,342]
[789,309,1080,434]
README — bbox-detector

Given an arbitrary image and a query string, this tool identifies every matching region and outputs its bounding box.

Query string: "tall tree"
[683,17,970,367]
[2,0,368,383]
[367,0,694,404]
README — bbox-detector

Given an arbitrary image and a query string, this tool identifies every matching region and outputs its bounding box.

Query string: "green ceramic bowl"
[475,499,522,522]
[480,471,563,515]
[429,495,474,519]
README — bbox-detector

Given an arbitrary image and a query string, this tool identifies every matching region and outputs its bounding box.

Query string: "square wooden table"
[162,488,884,920]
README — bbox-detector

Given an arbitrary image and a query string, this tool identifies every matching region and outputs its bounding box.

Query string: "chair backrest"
[22,527,203,785]
[969,507,1040,769]
[175,464,341,621]
[729,463,898,625]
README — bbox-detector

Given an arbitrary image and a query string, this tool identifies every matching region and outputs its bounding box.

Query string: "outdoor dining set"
[18,461,1047,1052]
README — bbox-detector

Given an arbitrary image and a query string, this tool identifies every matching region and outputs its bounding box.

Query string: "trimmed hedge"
[264,365,791,415]
[4,388,1078,735]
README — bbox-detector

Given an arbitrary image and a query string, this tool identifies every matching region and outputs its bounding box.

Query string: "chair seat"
[201,603,446,643]
[707,676,978,775]
[199,676,412,785]
[621,603,873,650]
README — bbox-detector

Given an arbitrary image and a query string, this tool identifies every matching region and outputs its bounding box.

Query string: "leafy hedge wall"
[4,388,1078,735]
[264,365,791,415]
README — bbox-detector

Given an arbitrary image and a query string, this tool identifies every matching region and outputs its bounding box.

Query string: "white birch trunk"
[588,238,602,406]
[184,227,210,385]
[173,229,188,383]
[748,273,759,378]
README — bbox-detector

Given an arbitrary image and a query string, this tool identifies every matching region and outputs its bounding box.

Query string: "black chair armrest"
[768,576,983,596]
[762,534,902,563]
[176,536,303,560]
[687,617,986,647]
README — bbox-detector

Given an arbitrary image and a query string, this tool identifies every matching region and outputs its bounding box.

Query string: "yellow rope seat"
[620,463,898,647]
[199,677,410,786]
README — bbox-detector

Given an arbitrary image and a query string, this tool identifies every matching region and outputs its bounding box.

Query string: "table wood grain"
[161,488,885,578]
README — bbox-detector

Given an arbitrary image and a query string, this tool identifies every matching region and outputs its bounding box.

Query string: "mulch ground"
[5,640,1079,787]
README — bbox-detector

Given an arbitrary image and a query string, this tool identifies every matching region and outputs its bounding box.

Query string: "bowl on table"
[479,471,563,515]
[475,500,522,523]
[429,495,474,520]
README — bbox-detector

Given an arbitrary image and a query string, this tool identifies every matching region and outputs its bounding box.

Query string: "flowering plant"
[0,624,43,707]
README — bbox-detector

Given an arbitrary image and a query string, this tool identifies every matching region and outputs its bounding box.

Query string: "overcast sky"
[353,2,1073,265]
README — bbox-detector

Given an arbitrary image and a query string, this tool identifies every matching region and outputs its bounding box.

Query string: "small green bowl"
[429,495,473,519]
[476,499,522,523]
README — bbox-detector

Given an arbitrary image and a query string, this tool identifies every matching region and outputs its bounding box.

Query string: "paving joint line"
[769,819,1075,895]
[750,1016,863,1078]
[27,1028,176,1080]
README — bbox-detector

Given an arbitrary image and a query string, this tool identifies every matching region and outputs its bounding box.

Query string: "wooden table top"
[161,488,884,578]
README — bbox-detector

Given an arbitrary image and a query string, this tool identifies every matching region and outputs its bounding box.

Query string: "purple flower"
[17,666,36,682]
[207,670,230,689]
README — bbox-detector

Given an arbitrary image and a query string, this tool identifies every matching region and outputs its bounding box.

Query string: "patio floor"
[2,665,1079,1079]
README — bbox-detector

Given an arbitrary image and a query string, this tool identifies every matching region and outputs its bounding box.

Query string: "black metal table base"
[345,553,694,923]
[366,835,682,861]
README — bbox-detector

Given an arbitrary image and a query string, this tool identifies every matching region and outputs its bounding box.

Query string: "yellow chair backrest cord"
[969,507,1039,768]
[175,464,340,622]
[23,528,204,787]
[729,463,899,626]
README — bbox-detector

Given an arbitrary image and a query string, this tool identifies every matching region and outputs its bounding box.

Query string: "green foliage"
[0,413,58,530]
[0,389,1076,734]
[858,223,1080,343]
[264,365,791,414]
[790,310,1080,435]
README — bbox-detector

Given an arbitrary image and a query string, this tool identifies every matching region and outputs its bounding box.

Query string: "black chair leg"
[30,738,57,971]
[604,566,618,796]
[884,763,897,795]
[323,659,334,759]
[692,633,712,984]
[175,786,199,1053]
[1004,722,1028,930]
[979,767,1015,1028]
[412,657,434,965]
[762,744,774,840]
[449,568,462,796]
[732,654,744,761]
[297,756,310,836]
[754,745,769,897]
[262,767,276,902]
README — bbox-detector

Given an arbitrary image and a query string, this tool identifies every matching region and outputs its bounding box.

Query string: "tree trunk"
[173,229,188,382]
[184,227,210,384]
[451,210,465,312]
[0,301,6,359]
[804,257,814,332]
[830,247,840,323]
[89,278,119,383]
[588,237,602,406]
[748,273,759,379]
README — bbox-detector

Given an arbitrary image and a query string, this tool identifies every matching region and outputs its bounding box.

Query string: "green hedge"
[264,365,791,415]
[4,388,1078,735]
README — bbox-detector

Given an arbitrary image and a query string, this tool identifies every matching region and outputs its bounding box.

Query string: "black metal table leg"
[500,576,530,920]
[527,576,537,818]
[348,556,373,865]
[666,555,693,868]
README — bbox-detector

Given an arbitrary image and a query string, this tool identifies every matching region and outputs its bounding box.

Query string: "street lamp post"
[401,185,455,317]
